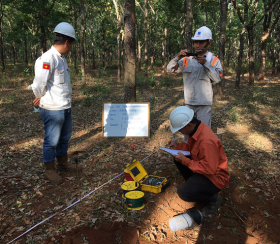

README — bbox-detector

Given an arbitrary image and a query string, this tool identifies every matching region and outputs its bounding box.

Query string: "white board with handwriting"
[102,103,150,137]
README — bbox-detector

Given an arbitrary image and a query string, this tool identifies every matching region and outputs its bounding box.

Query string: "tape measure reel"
[125,191,145,210]
[121,181,139,199]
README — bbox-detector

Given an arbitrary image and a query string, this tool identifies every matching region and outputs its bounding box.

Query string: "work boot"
[44,161,63,185]
[56,154,79,173]
[202,193,223,217]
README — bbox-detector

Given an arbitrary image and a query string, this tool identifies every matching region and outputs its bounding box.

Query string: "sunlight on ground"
[7,137,42,150]
[69,132,103,154]
[246,229,269,244]
[227,123,273,151]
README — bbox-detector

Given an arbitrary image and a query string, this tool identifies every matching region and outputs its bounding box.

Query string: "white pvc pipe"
[169,213,193,232]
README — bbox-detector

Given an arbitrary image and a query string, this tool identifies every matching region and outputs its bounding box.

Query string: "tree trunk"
[30,44,33,61]
[219,0,227,70]
[258,3,280,82]
[15,46,18,62]
[0,0,5,72]
[138,40,141,70]
[258,32,268,82]
[0,20,4,71]
[205,5,208,23]
[124,0,136,102]
[91,21,96,70]
[163,28,167,77]
[227,41,231,67]
[117,20,121,81]
[24,33,28,66]
[92,43,96,69]
[101,20,106,67]
[247,26,255,85]
[185,0,193,51]
[38,0,57,52]
[271,32,276,77]
[112,0,122,81]
[277,52,280,74]
[232,0,259,85]
[84,30,87,64]
[40,24,47,53]
[73,4,78,73]
[12,44,15,65]
[121,38,124,73]
[180,14,185,50]
[215,0,228,97]
[258,10,269,83]
[144,0,148,77]
[80,0,85,76]
[277,25,280,73]
[235,28,245,88]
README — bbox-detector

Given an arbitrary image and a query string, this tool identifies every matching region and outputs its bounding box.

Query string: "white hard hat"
[169,106,194,133]
[54,22,76,40]
[191,26,212,41]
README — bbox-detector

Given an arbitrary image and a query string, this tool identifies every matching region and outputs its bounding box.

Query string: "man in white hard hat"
[167,26,223,130]
[31,22,78,185]
[168,106,229,216]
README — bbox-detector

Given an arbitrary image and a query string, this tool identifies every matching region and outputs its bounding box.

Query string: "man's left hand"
[33,98,40,106]
[174,152,185,163]
[197,55,207,65]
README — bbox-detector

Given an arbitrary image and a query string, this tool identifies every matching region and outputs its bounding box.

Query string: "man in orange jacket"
[169,106,229,216]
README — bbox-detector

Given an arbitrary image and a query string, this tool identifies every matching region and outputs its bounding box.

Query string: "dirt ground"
[1,64,279,244]
[45,169,280,244]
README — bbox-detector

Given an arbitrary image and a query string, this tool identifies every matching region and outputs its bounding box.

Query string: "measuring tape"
[125,191,145,210]
[121,181,139,199]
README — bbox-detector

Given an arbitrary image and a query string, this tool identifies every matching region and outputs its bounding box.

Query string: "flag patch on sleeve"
[43,62,50,70]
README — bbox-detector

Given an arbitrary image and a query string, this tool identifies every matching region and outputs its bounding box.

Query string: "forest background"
[0,0,280,244]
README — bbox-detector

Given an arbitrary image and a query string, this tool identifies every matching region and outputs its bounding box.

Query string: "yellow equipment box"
[126,159,167,194]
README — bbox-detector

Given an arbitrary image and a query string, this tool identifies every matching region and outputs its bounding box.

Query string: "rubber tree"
[38,0,57,53]
[73,1,78,73]
[144,0,148,77]
[235,26,246,88]
[277,24,280,73]
[233,0,260,85]
[80,0,85,76]
[258,0,280,83]
[185,0,193,51]
[0,0,5,71]
[271,29,277,76]
[112,0,123,82]
[124,0,136,102]
[215,0,228,96]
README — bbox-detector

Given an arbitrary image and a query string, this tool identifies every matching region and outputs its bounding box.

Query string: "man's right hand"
[168,140,178,149]
[178,49,188,59]
[33,98,40,106]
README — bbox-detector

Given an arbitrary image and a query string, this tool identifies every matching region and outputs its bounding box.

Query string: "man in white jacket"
[31,22,77,185]
[167,26,223,129]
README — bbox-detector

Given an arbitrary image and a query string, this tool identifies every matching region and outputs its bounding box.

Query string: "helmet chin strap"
[195,40,210,54]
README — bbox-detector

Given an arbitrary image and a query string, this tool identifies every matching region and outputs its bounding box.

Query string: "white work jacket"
[167,52,223,106]
[31,46,72,110]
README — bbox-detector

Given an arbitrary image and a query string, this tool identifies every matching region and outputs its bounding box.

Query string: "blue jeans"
[39,108,72,163]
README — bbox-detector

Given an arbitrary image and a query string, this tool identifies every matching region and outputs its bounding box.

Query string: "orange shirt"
[176,122,229,190]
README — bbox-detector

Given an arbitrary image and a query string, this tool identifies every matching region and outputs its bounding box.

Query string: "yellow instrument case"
[126,159,167,194]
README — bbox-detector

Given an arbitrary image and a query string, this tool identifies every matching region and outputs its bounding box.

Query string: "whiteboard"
[102,103,150,137]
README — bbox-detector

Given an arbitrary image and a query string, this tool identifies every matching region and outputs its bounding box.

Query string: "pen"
[169,137,175,149]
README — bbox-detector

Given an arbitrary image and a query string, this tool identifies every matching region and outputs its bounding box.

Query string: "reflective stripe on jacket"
[31,46,72,110]
[167,52,223,105]
[176,122,229,190]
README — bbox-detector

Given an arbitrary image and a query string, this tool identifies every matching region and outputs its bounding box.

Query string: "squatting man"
[168,106,229,216]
